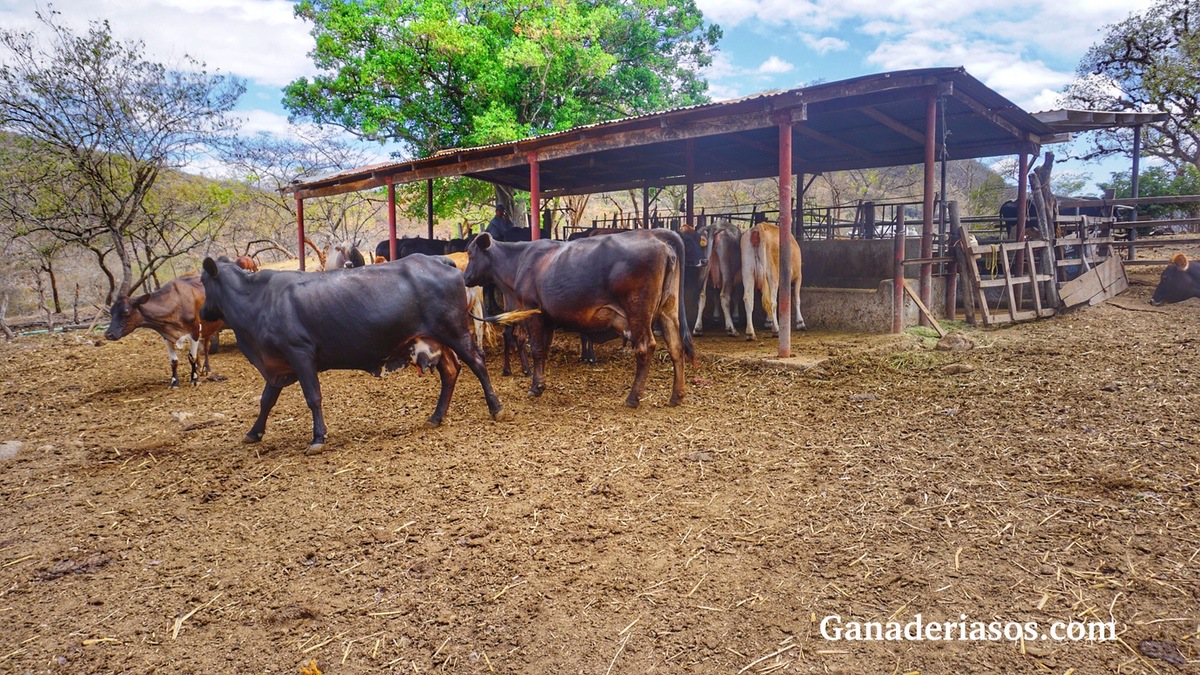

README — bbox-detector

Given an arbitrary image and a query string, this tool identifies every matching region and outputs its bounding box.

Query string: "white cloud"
[756,55,794,74]
[799,34,848,54]
[0,0,317,87]
[865,30,1075,108]
[235,109,296,137]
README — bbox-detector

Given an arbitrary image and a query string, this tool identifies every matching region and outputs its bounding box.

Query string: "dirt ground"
[1,260,1199,674]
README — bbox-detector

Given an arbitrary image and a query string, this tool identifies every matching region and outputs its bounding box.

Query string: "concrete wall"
[801,238,925,289]
[799,278,946,333]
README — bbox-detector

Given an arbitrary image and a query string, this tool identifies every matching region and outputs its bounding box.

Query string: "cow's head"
[104,294,149,341]
[1151,253,1199,305]
[463,233,494,287]
[679,227,706,268]
[200,257,236,322]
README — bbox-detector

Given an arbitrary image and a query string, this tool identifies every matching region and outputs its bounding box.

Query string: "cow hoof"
[242,432,263,444]
[624,397,640,409]
[502,369,514,377]
[169,380,180,389]
[528,385,545,398]
[744,334,755,342]
[492,409,514,423]
[668,396,683,407]
[726,329,737,337]
[304,442,326,456]
[422,419,442,430]
[693,328,703,336]
[796,322,807,331]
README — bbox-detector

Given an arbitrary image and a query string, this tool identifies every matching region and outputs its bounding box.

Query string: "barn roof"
[285,67,1069,200]
[1032,109,1170,133]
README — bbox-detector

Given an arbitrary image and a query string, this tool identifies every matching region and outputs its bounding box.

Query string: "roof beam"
[860,106,925,145]
[951,88,1036,145]
[793,123,869,157]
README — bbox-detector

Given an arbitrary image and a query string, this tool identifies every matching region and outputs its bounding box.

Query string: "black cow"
[464,229,695,408]
[1151,253,1200,305]
[375,237,448,262]
[200,255,513,454]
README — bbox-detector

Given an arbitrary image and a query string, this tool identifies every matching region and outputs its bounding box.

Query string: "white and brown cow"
[741,221,805,341]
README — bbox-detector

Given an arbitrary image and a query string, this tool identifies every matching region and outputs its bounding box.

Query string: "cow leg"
[527,317,553,398]
[501,325,515,376]
[625,324,656,408]
[658,312,688,407]
[742,281,757,341]
[424,348,460,429]
[693,286,708,335]
[450,335,510,422]
[163,338,180,388]
[245,382,282,444]
[580,336,597,365]
[200,333,213,374]
[183,335,202,385]
[293,365,327,454]
[719,284,737,337]
[792,278,806,331]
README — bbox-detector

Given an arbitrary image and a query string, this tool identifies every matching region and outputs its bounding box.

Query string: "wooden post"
[949,202,976,325]
[919,93,936,325]
[296,195,305,271]
[1014,152,1030,308]
[776,118,793,359]
[528,153,541,240]
[1129,124,1142,261]
[863,201,875,239]
[893,210,905,333]
[426,179,434,239]
[387,182,398,261]
[686,139,696,229]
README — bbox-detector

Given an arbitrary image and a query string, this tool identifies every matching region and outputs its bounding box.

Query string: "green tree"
[1100,164,1200,218]
[0,11,244,297]
[1065,0,1200,170]
[283,0,720,211]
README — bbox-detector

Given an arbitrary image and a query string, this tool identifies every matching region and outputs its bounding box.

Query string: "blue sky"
[1,0,1156,192]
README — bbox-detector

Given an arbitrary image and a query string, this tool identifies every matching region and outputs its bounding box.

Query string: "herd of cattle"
[102,222,1199,453]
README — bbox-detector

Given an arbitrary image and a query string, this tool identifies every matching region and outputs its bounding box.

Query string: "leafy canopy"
[1065,0,1200,170]
[283,0,721,157]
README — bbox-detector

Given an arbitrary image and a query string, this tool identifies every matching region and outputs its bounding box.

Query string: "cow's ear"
[203,257,219,279]
[132,293,150,307]
[476,232,492,250]
[1172,253,1189,270]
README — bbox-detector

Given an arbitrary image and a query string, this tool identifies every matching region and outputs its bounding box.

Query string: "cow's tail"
[663,232,696,363]
[469,308,541,325]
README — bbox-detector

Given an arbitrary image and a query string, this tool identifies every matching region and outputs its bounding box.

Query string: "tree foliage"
[0,11,244,297]
[1065,0,1200,169]
[283,0,720,212]
[1101,164,1200,217]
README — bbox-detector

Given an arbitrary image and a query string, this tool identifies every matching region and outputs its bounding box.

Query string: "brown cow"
[464,229,695,407]
[741,222,805,341]
[104,275,222,387]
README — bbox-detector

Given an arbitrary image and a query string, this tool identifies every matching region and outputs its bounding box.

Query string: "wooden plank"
[1000,244,1018,323]
[902,280,947,337]
[1058,268,1103,307]
[951,206,978,326]
[1025,240,1045,314]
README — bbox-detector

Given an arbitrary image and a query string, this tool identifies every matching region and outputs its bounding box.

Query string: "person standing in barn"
[485,204,517,241]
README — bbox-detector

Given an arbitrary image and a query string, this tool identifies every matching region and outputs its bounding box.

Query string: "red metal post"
[893,210,905,333]
[426,179,434,239]
[528,153,540,240]
[387,182,398,261]
[296,195,305,272]
[777,118,793,358]
[685,139,696,228]
[919,92,936,326]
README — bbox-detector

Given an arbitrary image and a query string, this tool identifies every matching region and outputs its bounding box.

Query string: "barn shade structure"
[284,67,1071,356]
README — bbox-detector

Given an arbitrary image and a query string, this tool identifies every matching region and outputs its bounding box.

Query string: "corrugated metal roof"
[285,67,1065,198]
